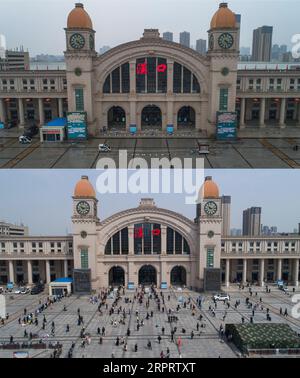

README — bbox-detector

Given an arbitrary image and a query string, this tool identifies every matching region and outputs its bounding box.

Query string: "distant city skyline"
[0,170,300,236]
[0,0,299,56]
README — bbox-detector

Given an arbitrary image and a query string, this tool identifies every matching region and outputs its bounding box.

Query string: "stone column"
[259,259,265,287]
[167,101,174,130]
[64,260,69,278]
[129,101,137,130]
[129,61,136,95]
[293,259,299,287]
[18,98,25,128]
[161,226,167,255]
[240,98,246,128]
[259,98,266,128]
[38,98,44,126]
[225,259,230,287]
[0,98,6,123]
[58,98,63,118]
[242,259,247,284]
[27,260,33,285]
[128,226,134,255]
[45,260,51,284]
[279,98,286,128]
[277,259,282,281]
[167,60,174,95]
[9,260,14,283]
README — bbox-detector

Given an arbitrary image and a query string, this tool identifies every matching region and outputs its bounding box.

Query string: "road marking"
[1,141,41,168]
[259,139,300,168]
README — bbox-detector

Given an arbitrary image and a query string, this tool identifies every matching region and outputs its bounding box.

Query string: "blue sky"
[0,0,299,55]
[0,169,299,235]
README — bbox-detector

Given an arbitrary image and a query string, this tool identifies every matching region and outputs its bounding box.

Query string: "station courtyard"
[0,285,299,358]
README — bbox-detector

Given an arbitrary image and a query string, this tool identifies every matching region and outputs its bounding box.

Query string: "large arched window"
[134,223,161,255]
[173,62,200,94]
[136,57,167,94]
[105,228,129,255]
[107,106,126,129]
[103,63,130,94]
[167,227,190,255]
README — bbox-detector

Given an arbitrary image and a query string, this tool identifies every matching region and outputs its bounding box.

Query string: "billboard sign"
[67,112,87,140]
[128,282,135,290]
[160,282,168,289]
[216,112,237,140]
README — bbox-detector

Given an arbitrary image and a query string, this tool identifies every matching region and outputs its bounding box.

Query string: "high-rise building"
[242,207,262,236]
[221,196,231,236]
[252,26,273,62]
[0,221,29,236]
[196,39,207,55]
[180,32,190,48]
[0,35,6,59]
[163,32,173,42]
[0,48,30,71]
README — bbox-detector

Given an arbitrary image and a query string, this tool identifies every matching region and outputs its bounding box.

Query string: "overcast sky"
[0,0,299,55]
[0,169,299,235]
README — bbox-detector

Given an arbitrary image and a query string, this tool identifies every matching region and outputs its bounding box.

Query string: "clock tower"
[207,3,240,129]
[196,177,223,291]
[65,3,97,135]
[72,175,99,291]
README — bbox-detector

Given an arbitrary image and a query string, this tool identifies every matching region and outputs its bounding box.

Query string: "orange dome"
[67,3,93,29]
[200,176,220,199]
[74,176,96,197]
[210,3,236,29]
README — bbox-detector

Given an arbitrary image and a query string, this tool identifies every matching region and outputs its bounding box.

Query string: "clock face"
[204,201,218,216]
[89,34,95,50]
[70,33,85,50]
[209,34,214,50]
[76,201,90,216]
[218,33,234,49]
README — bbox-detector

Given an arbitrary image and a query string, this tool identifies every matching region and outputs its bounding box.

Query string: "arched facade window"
[173,62,200,94]
[136,57,167,94]
[103,62,130,94]
[105,228,129,255]
[104,224,191,256]
[107,106,126,129]
[177,106,196,129]
[167,227,190,255]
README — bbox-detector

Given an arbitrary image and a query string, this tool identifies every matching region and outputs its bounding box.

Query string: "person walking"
[158,335,162,344]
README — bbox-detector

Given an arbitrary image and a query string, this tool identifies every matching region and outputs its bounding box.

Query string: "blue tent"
[46,118,67,127]
[53,277,73,283]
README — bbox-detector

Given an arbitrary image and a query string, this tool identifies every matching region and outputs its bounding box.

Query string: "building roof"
[200,176,220,199]
[67,3,93,29]
[74,175,96,198]
[210,3,236,30]
[46,118,67,127]
[52,278,73,283]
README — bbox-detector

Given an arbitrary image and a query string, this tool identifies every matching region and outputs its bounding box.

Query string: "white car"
[19,135,32,144]
[14,288,23,294]
[21,288,30,295]
[213,293,230,302]
[98,144,111,152]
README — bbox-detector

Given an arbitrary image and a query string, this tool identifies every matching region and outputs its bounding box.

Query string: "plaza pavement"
[0,285,300,358]
[1,128,300,168]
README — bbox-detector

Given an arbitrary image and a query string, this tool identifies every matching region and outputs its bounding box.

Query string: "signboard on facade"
[167,125,174,135]
[0,122,4,129]
[128,282,135,290]
[129,125,137,135]
[204,268,221,291]
[67,112,88,140]
[216,112,237,140]
[160,282,168,289]
[73,269,91,295]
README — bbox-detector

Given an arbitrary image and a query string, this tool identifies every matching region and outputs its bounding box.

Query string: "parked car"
[6,120,17,129]
[98,143,111,152]
[21,287,30,295]
[30,285,44,295]
[198,144,210,155]
[0,287,3,294]
[24,125,39,138]
[19,135,32,144]
[14,288,23,294]
[213,293,230,302]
